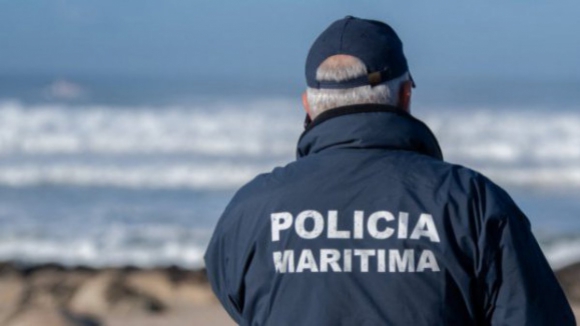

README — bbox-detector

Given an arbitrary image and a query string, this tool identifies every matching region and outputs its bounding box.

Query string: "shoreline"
[0,261,578,325]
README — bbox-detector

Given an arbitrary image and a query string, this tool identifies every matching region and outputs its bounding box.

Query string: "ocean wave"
[0,224,211,268]
[422,110,580,164]
[3,100,578,163]
[1,100,580,190]
[0,162,580,190]
[0,162,273,190]
[0,99,300,157]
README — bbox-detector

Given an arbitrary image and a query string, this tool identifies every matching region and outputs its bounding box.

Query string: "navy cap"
[306,16,414,89]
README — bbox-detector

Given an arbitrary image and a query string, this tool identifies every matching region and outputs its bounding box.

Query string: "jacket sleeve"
[481,193,576,325]
[204,205,244,325]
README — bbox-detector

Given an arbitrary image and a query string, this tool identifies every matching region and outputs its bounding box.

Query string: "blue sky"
[1,1,579,85]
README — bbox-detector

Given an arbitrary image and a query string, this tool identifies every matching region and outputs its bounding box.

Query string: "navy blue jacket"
[205,104,575,326]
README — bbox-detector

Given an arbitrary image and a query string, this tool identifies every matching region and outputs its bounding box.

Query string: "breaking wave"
[0,162,270,190]
[0,99,298,157]
[1,100,580,190]
[0,224,211,268]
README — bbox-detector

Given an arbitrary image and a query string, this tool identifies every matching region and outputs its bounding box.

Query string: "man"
[205,16,575,325]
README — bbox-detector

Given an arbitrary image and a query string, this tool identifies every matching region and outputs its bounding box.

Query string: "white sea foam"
[0,224,211,268]
[0,162,270,190]
[0,100,580,190]
[0,99,299,157]
[423,110,580,164]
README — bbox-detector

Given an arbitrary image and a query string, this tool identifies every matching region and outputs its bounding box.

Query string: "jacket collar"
[296,104,443,160]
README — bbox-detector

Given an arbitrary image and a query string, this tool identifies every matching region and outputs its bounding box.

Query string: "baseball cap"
[305,16,414,89]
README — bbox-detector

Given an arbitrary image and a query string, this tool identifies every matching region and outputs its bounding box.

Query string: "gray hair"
[306,55,410,118]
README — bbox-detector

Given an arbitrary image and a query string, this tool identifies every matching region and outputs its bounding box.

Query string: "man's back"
[205,105,575,325]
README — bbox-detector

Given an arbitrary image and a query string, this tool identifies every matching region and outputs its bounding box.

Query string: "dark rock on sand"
[556,262,580,305]
[4,309,100,326]
[0,263,219,326]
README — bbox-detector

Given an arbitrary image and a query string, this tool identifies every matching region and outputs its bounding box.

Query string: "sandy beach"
[0,262,577,325]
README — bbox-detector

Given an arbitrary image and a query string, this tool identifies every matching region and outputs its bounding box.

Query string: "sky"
[0,1,579,86]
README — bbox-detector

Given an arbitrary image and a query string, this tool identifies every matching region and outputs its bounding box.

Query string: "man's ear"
[302,92,312,118]
[398,81,413,112]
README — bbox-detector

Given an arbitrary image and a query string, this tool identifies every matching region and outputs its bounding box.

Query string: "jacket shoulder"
[404,153,518,215]
[215,165,295,230]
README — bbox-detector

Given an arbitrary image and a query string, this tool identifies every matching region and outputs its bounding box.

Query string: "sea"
[0,74,579,270]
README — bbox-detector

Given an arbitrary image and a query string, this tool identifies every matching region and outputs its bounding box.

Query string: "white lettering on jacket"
[271,210,441,274]
[271,210,439,242]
